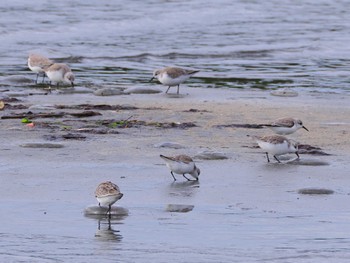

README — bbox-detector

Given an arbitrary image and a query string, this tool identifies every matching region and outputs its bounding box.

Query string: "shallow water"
[1,0,350,92]
[1,155,350,262]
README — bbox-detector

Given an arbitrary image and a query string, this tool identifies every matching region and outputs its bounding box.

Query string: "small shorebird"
[150,67,199,94]
[44,63,75,87]
[27,53,54,83]
[95,181,123,215]
[255,135,299,163]
[160,154,200,181]
[262,117,309,135]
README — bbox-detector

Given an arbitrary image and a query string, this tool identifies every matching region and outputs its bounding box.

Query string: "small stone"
[84,205,129,216]
[195,150,228,160]
[154,142,185,149]
[93,88,125,96]
[166,204,194,213]
[270,89,298,97]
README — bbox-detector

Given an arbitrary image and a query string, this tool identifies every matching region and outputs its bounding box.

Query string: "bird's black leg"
[35,73,39,84]
[274,155,281,163]
[183,174,195,181]
[98,202,101,207]
[265,152,270,163]
[166,86,171,93]
[183,174,191,181]
[295,152,300,159]
[106,204,111,216]
[42,74,46,83]
[171,171,177,181]
[176,85,180,94]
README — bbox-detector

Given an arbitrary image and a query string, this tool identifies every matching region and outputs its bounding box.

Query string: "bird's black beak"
[302,126,309,132]
[149,77,155,82]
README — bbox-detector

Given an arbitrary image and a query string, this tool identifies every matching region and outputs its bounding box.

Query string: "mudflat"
[0,87,349,262]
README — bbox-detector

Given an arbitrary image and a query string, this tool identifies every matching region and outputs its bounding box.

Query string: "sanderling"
[262,117,309,135]
[150,67,199,94]
[95,181,123,215]
[160,154,200,181]
[27,53,54,83]
[255,135,299,163]
[44,63,75,87]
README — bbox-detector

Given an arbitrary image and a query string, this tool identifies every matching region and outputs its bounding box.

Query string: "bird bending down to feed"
[95,181,123,215]
[44,63,75,87]
[255,135,299,163]
[160,154,200,181]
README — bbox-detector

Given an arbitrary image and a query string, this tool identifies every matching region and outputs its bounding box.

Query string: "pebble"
[93,88,125,96]
[166,204,194,213]
[154,142,185,149]
[270,89,298,97]
[194,150,228,160]
[84,205,129,216]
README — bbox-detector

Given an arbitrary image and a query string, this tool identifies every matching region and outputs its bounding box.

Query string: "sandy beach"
[1,86,350,262]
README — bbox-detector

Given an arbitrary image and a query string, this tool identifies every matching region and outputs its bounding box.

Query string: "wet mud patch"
[213,123,264,129]
[183,108,210,113]
[43,133,87,141]
[55,104,139,111]
[18,117,197,138]
[298,188,335,195]
[94,119,198,129]
[1,111,102,119]
[20,143,64,148]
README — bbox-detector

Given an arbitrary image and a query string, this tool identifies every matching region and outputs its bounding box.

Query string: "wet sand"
[1,86,350,262]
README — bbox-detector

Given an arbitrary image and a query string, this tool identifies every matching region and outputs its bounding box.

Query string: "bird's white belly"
[159,74,190,86]
[46,70,64,83]
[258,141,292,156]
[167,162,194,174]
[97,194,121,207]
[28,65,43,74]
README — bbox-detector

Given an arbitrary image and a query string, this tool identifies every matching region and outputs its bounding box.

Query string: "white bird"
[44,63,75,87]
[95,181,123,215]
[255,135,299,163]
[150,67,199,94]
[262,117,309,135]
[27,53,54,83]
[160,154,200,181]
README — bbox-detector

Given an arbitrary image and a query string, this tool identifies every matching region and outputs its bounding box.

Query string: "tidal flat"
[0,87,349,262]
